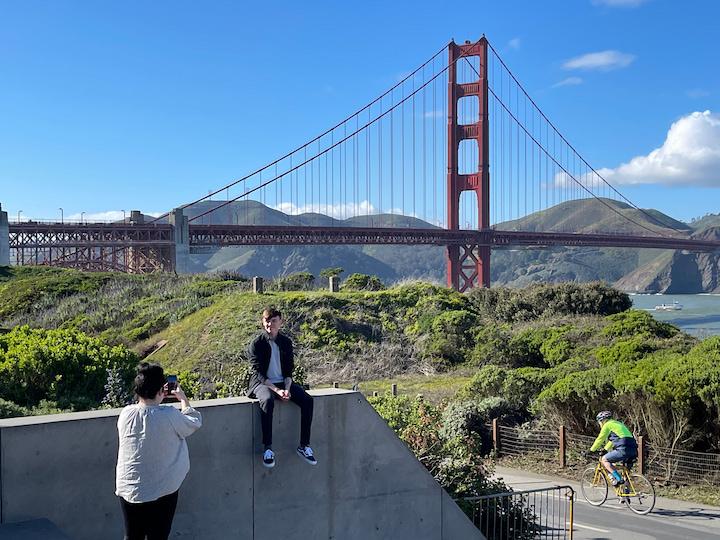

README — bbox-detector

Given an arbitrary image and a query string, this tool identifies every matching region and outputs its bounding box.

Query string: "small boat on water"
[654,301,683,311]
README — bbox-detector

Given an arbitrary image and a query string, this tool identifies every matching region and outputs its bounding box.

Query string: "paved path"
[493,466,720,540]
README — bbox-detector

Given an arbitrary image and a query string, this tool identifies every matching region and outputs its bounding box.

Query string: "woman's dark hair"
[133,362,166,399]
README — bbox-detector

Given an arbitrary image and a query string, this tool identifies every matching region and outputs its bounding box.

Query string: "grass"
[355,371,474,403]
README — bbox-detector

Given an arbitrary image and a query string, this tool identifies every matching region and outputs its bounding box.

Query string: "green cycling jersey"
[590,419,634,452]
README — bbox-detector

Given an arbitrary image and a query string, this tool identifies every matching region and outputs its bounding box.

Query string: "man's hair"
[262,306,282,320]
[133,362,166,399]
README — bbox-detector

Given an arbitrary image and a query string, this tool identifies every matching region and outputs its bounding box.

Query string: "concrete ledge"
[1,390,483,540]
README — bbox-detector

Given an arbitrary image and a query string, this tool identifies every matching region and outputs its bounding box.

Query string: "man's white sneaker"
[296,445,318,465]
[262,449,275,468]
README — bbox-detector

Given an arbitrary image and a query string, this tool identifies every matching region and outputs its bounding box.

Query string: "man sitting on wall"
[247,306,316,468]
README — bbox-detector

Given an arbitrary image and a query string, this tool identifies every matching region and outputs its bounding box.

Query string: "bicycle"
[580,455,656,515]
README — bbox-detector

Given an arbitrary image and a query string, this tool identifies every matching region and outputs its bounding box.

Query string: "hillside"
[615,226,720,293]
[497,198,691,236]
[2,267,719,462]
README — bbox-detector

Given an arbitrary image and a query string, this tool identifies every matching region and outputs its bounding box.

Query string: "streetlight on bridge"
[59,208,63,224]
[81,212,86,224]
[17,210,22,223]
[122,209,126,223]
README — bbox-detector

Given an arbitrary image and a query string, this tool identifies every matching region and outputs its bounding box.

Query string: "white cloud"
[592,0,648,6]
[553,77,583,88]
[687,88,710,99]
[66,211,162,222]
[275,200,377,219]
[597,111,720,187]
[563,50,636,71]
[508,37,521,50]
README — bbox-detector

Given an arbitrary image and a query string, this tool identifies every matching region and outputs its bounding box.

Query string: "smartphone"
[166,374,178,393]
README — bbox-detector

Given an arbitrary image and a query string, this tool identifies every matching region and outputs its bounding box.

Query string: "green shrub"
[603,309,678,339]
[273,272,316,291]
[0,325,137,409]
[342,273,385,291]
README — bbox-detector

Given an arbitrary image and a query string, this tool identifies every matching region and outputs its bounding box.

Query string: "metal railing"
[461,485,575,539]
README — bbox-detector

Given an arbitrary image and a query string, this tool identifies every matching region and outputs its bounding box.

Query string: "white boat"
[654,301,683,311]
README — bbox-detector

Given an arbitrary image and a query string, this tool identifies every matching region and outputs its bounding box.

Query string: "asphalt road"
[494,466,720,540]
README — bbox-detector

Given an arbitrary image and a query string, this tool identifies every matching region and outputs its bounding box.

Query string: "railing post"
[492,418,500,455]
[638,435,645,474]
[329,275,339,292]
[391,383,397,396]
[253,276,264,294]
[332,381,339,389]
[559,425,566,468]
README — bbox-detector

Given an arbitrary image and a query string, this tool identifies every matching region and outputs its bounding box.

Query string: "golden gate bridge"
[3,37,719,290]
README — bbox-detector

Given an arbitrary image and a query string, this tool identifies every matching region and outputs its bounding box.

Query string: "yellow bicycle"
[580,457,656,515]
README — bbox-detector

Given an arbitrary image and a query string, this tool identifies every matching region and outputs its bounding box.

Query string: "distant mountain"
[150,198,716,292]
[690,213,720,233]
[615,226,720,293]
[498,198,691,236]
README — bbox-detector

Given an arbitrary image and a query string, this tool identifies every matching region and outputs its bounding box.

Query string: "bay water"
[630,294,720,337]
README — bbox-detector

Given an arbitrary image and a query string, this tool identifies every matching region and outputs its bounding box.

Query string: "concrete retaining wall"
[0,390,483,539]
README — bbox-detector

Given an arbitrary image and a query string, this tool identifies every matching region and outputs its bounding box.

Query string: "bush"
[468,282,631,322]
[273,272,316,291]
[0,398,30,418]
[0,325,137,409]
[342,273,385,291]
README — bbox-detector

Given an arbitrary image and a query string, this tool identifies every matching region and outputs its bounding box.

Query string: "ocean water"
[630,294,720,337]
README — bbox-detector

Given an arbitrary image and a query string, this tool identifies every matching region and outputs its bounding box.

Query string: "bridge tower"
[0,203,9,266]
[446,38,490,291]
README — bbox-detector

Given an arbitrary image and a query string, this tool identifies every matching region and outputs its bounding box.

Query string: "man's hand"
[273,387,290,401]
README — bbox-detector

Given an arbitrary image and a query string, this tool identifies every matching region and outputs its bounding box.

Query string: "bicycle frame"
[590,460,638,498]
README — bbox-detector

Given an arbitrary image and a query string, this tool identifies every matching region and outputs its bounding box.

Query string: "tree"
[320,267,344,279]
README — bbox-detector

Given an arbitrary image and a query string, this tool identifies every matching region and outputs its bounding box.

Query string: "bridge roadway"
[9,222,720,251]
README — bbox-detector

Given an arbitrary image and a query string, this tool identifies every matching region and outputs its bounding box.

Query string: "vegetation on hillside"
[1,266,718,460]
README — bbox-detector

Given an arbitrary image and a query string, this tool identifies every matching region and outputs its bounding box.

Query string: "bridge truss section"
[9,223,176,273]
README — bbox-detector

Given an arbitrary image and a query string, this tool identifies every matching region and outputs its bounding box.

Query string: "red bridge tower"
[446,38,490,291]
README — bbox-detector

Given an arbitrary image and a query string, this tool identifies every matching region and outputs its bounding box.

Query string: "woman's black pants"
[120,490,179,540]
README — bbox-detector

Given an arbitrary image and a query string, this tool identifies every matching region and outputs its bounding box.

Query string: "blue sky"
[1,0,718,223]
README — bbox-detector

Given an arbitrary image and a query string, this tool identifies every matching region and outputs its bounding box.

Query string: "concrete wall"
[0,203,9,267]
[0,390,483,540]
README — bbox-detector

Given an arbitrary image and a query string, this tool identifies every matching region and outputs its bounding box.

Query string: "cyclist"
[590,411,638,486]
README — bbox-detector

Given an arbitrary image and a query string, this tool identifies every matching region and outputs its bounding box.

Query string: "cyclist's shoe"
[610,476,625,486]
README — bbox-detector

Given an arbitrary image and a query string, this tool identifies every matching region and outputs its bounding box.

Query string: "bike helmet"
[596,410,613,423]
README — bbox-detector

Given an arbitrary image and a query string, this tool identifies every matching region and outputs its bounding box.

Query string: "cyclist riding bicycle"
[590,411,638,486]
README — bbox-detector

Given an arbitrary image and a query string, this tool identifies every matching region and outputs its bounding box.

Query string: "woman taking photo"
[115,362,202,540]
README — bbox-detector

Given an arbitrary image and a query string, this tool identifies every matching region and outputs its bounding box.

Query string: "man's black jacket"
[247,331,294,392]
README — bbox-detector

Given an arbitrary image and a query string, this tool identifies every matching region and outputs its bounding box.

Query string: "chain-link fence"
[492,421,720,486]
[645,444,720,484]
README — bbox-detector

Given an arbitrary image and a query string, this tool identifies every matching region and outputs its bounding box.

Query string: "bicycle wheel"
[625,473,656,515]
[580,466,608,506]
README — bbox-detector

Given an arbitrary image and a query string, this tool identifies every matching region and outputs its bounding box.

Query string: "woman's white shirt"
[115,403,202,503]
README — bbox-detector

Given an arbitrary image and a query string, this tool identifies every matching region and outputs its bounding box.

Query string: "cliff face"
[614,227,720,293]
